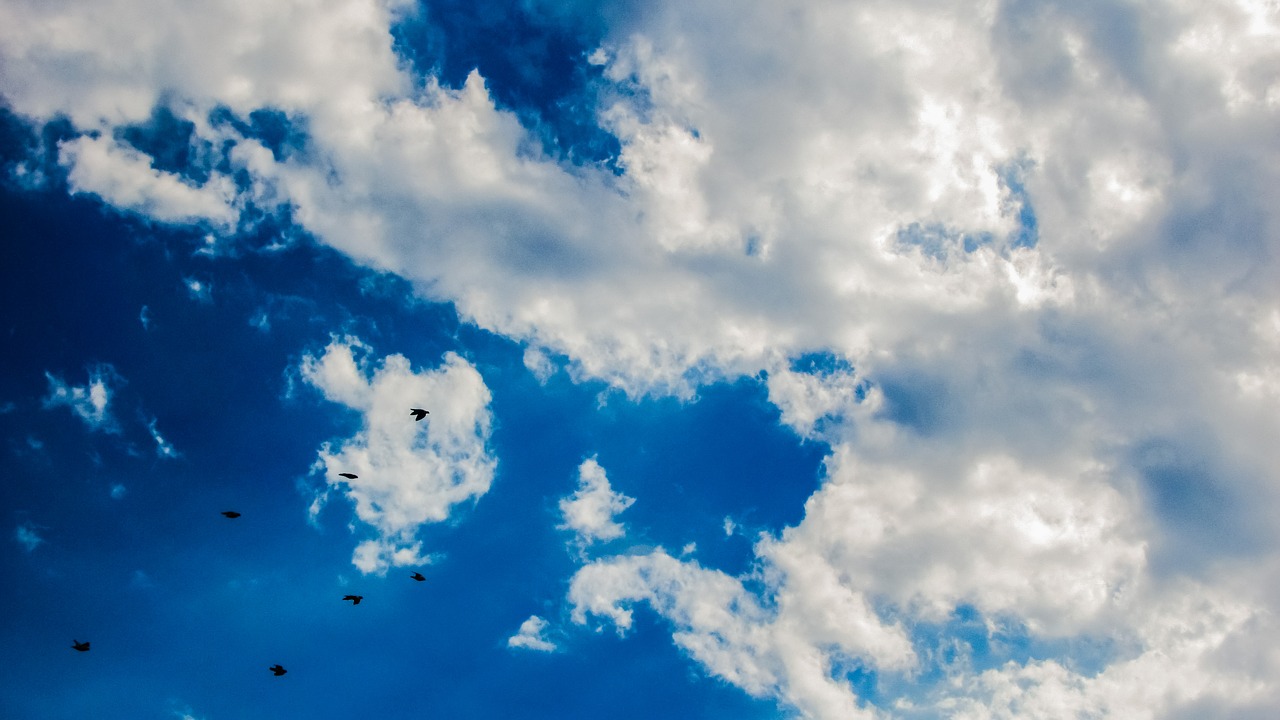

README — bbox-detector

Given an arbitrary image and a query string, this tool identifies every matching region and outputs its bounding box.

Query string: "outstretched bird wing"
[338,473,358,479]
[410,408,429,421]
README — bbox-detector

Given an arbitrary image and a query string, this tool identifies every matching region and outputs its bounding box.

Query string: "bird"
[221,511,241,518]
[71,640,90,652]
[342,595,363,605]
[338,472,358,479]
[410,572,425,582]
[410,408,429,421]
[270,664,287,676]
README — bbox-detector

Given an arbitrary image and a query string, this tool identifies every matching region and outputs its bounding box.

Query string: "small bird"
[342,595,363,605]
[221,511,241,518]
[71,640,90,652]
[337,473,358,479]
[410,408,429,421]
[410,572,425,582]
[270,664,287,676]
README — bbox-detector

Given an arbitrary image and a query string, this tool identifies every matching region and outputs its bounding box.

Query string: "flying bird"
[270,664,287,676]
[410,572,425,582]
[71,640,90,652]
[221,511,241,518]
[338,473,358,479]
[342,595,363,605]
[410,408,429,421]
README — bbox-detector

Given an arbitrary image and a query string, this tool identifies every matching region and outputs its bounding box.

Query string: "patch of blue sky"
[894,221,996,263]
[787,350,854,377]
[864,604,1117,709]
[116,105,208,183]
[208,106,310,164]
[390,0,623,170]
[999,157,1039,250]
[583,378,827,575]
[895,161,1039,261]
[0,109,78,189]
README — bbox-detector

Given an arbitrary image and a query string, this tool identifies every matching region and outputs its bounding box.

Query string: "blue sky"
[3,1,1280,718]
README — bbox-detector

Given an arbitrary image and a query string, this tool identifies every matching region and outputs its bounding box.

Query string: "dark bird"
[71,640,90,652]
[338,472,358,479]
[410,408,429,421]
[342,595,363,605]
[270,664,287,676]
[410,572,425,581]
[221,511,241,518]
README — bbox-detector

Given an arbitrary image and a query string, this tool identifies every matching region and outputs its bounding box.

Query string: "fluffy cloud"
[300,336,495,574]
[59,134,237,226]
[507,615,557,653]
[558,457,634,547]
[42,365,120,433]
[569,548,907,720]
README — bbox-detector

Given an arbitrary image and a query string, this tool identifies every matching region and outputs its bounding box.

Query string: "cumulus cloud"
[42,365,121,433]
[570,548,908,720]
[59,134,237,226]
[14,523,44,552]
[300,336,496,574]
[5,0,1280,715]
[558,457,634,547]
[507,615,557,652]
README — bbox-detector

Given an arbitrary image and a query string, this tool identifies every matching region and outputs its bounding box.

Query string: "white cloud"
[558,457,634,547]
[300,336,496,574]
[14,523,44,552]
[184,277,211,303]
[59,134,237,226]
[570,549,904,720]
[507,615,557,652]
[42,365,121,433]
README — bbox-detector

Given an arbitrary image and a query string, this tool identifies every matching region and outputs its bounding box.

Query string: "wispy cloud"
[42,365,121,433]
[148,418,180,459]
[15,523,44,553]
[300,336,496,574]
[507,615,556,652]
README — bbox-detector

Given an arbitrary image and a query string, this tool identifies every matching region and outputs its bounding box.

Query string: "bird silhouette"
[410,572,425,582]
[221,511,241,518]
[410,408,429,421]
[338,472,358,479]
[270,664,287,676]
[71,640,90,652]
[342,595,363,605]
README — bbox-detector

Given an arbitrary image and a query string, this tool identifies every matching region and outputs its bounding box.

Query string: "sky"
[1,0,1279,718]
